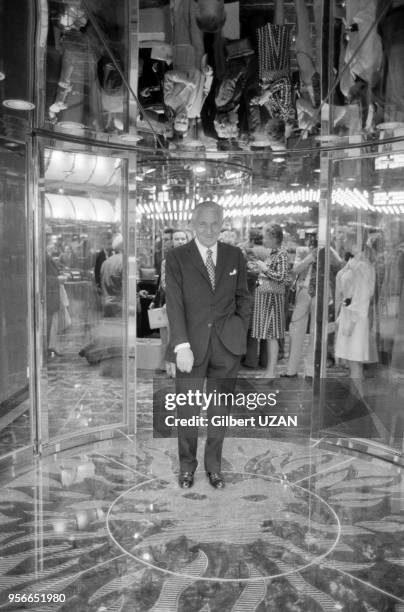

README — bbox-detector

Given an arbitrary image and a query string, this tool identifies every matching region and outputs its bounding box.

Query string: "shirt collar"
[195,237,218,263]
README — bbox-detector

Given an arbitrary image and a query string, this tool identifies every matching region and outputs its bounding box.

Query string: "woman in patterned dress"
[250,223,289,379]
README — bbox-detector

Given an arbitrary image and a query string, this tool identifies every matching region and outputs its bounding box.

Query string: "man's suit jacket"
[165,239,250,366]
[94,249,108,290]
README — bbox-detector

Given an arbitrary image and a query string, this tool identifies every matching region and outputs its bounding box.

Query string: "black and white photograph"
[0,0,404,610]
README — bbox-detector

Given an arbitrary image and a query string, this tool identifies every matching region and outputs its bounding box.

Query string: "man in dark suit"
[165,201,250,489]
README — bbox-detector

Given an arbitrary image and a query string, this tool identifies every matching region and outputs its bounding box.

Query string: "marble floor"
[0,433,403,611]
[1,324,403,459]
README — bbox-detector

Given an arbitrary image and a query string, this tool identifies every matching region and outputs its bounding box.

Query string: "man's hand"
[176,347,194,373]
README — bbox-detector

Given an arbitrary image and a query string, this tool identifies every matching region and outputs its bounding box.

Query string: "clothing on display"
[377,2,404,123]
[340,0,383,98]
[49,27,100,128]
[163,0,213,130]
[251,23,295,127]
[335,253,376,363]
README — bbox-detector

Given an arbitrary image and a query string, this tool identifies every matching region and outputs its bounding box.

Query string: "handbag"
[256,278,285,295]
[148,306,168,329]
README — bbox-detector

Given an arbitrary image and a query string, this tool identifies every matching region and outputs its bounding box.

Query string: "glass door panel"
[0,142,31,459]
[321,147,404,455]
[39,144,127,444]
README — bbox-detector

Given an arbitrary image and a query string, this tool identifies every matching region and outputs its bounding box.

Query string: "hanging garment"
[335,254,376,362]
[340,0,382,97]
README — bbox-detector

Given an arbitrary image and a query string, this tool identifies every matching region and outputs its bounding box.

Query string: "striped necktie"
[206,248,215,290]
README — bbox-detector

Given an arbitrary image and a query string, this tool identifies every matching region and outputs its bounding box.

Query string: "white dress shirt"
[194,237,218,266]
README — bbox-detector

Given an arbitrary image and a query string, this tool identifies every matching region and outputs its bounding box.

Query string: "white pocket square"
[229,269,237,276]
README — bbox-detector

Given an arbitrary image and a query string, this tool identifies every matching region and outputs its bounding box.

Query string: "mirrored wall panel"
[43,0,130,138]
[0,142,31,458]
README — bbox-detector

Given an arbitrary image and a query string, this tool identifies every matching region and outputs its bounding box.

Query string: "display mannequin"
[335,249,376,396]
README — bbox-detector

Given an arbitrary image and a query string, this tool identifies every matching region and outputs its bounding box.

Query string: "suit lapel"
[215,241,226,288]
[188,240,212,288]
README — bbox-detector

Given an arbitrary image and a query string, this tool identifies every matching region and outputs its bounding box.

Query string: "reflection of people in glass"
[48,4,100,129]
[165,202,250,490]
[335,247,376,396]
[194,0,226,33]
[100,234,123,317]
[377,0,404,123]
[154,228,174,274]
[152,229,190,378]
[282,235,316,378]
[94,230,113,293]
[59,244,74,269]
[164,0,213,138]
[249,0,295,149]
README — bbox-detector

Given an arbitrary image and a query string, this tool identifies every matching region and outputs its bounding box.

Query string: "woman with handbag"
[250,223,289,380]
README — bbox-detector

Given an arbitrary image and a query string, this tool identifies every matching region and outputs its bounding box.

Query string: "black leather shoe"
[207,472,225,489]
[281,373,298,378]
[178,472,194,489]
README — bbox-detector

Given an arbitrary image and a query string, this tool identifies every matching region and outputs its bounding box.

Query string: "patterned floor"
[0,434,403,611]
[1,326,402,458]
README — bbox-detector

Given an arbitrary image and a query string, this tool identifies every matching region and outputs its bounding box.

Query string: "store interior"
[0,0,403,609]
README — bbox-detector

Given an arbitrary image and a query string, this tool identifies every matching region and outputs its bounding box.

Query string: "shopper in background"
[94,230,113,294]
[282,233,316,378]
[151,229,189,377]
[100,234,123,318]
[250,223,289,380]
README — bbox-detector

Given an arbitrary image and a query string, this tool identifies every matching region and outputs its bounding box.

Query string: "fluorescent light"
[121,132,143,142]
[2,99,35,110]
[375,154,404,170]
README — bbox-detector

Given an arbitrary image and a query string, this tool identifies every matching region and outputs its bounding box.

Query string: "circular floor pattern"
[107,471,341,582]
